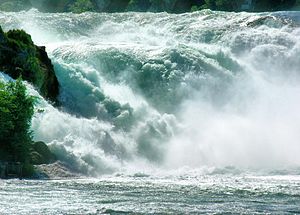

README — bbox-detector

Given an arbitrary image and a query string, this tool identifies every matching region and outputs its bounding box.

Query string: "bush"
[127,0,151,11]
[0,78,35,164]
[191,5,199,12]
[0,0,32,12]
[68,0,95,13]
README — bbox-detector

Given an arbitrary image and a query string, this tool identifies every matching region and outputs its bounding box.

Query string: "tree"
[0,82,14,150]
[254,0,296,11]
[215,0,236,11]
[68,0,95,13]
[127,0,151,12]
[201,0,216,10]
[149,0,165,12]
[0,0,32,12]
[0,78,35,163]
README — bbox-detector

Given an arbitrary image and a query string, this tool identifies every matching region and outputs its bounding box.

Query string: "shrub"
[127,0,151,11]
[0,78,35,164]
[68,0,95,13]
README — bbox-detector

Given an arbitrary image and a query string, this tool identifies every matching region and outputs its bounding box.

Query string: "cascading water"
[1,9,300,176]
[1,9,300,214]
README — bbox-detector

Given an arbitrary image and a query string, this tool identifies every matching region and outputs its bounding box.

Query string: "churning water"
[1,9,300,214]
[1,175,300,214]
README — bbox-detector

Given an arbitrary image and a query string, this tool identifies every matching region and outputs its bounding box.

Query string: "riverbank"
[0,26,60,179]
[1,0,300,14]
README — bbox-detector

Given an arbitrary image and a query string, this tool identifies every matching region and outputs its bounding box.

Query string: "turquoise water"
[1,174,300,214]
[1,9,300,214]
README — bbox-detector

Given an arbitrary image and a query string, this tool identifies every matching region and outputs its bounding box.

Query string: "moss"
[6,30,34,46]
[0,27,59,102]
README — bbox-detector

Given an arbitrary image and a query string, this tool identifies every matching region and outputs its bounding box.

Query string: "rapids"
[1,9,300,176]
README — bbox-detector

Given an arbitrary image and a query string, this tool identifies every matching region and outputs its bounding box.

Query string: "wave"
[1,9,300,175]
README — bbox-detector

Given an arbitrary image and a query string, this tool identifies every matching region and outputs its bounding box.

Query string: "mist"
[1,9,300,175]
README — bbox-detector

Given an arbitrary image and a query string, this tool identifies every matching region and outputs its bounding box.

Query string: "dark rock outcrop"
[0,26,59,103]
[0,161,23,179]
[34,161,82,179]
[30,141,57,165]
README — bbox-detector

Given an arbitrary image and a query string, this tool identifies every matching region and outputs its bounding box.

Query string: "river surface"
[1,174,300,214]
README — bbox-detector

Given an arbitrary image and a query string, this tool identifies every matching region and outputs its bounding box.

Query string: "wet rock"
[30,141,57,165]
[34,161,82,179]
[0,26,59,102]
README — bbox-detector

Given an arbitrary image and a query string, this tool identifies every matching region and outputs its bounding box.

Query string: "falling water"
[1,9,300,214]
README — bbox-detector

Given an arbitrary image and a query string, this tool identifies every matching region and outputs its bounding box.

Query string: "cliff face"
[0,26,59,102]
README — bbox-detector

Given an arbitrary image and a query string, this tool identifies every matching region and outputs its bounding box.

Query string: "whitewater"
[0,9,300,214]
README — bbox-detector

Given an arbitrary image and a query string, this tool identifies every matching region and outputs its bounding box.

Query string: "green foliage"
[254,0,296,11]
[22,161,35,177]
[0,78,56,178]
[149,0,168,12]
[200,0,238,11]
[0,78,36,163]
[295,0,300,9]
[0,82,14,144]
[1,29,42,88]
[106,0,131,12]
[0,0,31,12]
[202,0,216,10]
[1,0,300,12]
[68,0,95,13]
[6,29,34,46]
[127,0,151,11]
[42,0,70,12]
[0,27,59,102]
[215,0,236,11]
[191,5,199,12]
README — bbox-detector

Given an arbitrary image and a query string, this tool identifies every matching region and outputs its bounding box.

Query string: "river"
[1,9,300,214]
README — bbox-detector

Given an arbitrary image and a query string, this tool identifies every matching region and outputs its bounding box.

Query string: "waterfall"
[1,9,300,175]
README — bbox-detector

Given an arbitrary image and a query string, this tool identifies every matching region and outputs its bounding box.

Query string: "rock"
[36,45,60,102]
[0,161,23,179]
[30,141,57,165]
[0,26,59,103]
[30,151,44,165]
[34,161,82,179]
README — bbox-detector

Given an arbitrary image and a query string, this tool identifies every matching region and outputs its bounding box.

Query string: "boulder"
[0,26,59,102]
[34,161,81,179]
[30,141,57,165]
